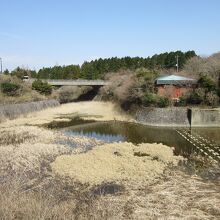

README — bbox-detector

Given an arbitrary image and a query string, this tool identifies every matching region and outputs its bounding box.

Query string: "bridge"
[28,79,110,86]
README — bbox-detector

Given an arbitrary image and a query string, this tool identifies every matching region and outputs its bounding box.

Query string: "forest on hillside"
[4,51,196,80]
[1,51,220,108]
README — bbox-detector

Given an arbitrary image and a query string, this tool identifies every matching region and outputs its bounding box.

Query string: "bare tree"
[183,52,220,81]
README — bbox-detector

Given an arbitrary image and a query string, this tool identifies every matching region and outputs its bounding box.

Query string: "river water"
[63,121,220,159]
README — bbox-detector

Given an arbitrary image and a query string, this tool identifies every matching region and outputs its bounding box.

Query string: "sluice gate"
[176,129,220,162]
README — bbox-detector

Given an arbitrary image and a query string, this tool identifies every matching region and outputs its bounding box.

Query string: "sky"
[0,0,220,71]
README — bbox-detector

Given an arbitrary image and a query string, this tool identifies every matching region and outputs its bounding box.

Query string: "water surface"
[63,121,220,158]
[64,121,192,157]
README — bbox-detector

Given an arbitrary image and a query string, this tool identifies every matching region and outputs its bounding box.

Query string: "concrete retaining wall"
[136,107,220,127]
[0,99,60,121]
[135,107,190,127]
[191,108,220,127]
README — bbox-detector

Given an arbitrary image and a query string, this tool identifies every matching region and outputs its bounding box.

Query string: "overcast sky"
[1,0,220,70]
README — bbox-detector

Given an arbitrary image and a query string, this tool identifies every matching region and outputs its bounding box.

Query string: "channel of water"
[62,121,220,160]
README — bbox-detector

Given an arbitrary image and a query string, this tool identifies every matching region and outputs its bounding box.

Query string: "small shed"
[156,74,197,99]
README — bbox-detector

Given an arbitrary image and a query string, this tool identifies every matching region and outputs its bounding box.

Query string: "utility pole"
[176,55,179,73]
[0,57,2,74]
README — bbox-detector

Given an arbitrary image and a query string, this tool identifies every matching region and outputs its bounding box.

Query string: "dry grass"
[1,167,220,219]
[0,124,122,219]
[0,125,102,177]
[126,170,220,219]
[1,101,133,128]
[52,142,183,186]
[0,123,120,219]
[0,175,125,220]
[0,75,47,105]
[0,102,220,219]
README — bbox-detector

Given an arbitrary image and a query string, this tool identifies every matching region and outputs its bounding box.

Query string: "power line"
[176,55,179,73]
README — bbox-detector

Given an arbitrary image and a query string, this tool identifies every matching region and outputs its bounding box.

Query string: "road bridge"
[28,79,110,86]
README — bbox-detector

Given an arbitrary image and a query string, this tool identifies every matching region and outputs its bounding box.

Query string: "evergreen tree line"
[4,51,196,80]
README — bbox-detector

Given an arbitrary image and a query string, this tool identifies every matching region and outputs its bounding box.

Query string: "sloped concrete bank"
[135,107,220,127]
[0,99,60,122]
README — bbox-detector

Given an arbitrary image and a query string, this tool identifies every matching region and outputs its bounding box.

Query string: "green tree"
[11,67,31,78]
[3,69,10,75]
[198,75,217,92]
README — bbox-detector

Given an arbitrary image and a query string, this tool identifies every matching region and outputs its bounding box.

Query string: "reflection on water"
[63,121,220,178]
[190,127,220,145]
[64,121,220,158]
[71,130,126,143]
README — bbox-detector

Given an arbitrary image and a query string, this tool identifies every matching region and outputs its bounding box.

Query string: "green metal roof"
[156,74,197,85]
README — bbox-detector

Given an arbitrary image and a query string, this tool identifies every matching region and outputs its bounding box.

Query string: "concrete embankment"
[136,107,190,127]
[0,99,60,121]
[135,107,220,127]
[190,108,220,127]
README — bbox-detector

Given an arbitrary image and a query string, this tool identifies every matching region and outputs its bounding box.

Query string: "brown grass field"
[0,101,220,219]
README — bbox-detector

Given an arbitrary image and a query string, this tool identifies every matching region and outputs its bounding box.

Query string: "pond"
[62,121,220,159]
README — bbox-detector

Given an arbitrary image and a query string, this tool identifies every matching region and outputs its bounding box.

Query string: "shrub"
[175,96,187,106]
[32,80,52,95]
[157,96,170,108]
[143,93,170,108]
[0,82,21,96]
[142,93,158,107]
[187,92,203,105]
[205,91,219,107]
[198,75,217,92]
